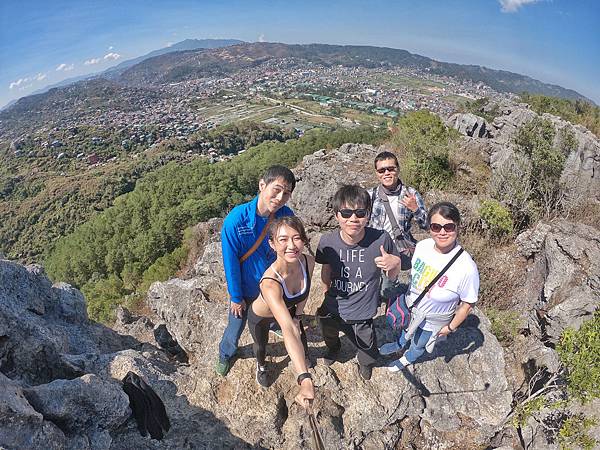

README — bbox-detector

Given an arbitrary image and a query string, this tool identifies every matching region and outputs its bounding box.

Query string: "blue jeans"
[398,326,433,364]
[218,301,250,362]
[218,299,279,362]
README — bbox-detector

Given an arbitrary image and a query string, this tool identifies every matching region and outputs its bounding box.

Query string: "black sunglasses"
[429,222,457,233]
[376,166,398,174]
[338,208,369,219]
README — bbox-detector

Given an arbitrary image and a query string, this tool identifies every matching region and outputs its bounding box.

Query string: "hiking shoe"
[379,341,401,356]
[387,356,410,373]
[359,364,373,381]
[320,347,340,366]
[269,328,283,339]
[256,363,268,388]
[215,359,230,377]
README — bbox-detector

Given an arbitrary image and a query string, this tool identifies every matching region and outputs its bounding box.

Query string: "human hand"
[230,300,246,318]
[401,193,418,212]
[438,325,453,337]
[295,378,315,409]
[374,245,401,273]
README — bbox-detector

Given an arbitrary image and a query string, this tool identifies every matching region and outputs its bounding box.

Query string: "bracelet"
[297,372,312,385]
[447,323,456,333]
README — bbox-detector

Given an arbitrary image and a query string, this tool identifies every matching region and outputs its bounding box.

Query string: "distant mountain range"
[3,39,593,115]
[10,39,244,108]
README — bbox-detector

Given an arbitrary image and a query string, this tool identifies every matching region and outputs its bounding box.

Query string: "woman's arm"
[438,301,473,336]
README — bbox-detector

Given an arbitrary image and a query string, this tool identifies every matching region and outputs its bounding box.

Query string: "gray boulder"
[23,374,130,449]
[446,112,491,138]
[0,372,66,450]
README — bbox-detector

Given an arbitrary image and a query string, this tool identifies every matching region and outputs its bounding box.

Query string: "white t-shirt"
[407,238,479,329]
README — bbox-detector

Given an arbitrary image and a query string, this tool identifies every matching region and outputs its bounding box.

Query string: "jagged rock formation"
[446,101,600,203]
[446,112,491,138]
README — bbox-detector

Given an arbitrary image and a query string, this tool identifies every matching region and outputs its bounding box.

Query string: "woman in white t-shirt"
[380,201,480,371]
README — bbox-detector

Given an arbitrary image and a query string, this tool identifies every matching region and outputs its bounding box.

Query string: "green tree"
[391,110,456,191]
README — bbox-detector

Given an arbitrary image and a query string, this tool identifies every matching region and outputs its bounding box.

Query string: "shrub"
[391,110,456,191]
[485,306,521,345]
[479,199,513,239]
[557,310,600,404]
[558,415,598,450]
[490,117,575,229]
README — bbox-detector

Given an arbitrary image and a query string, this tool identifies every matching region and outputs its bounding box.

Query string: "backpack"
[122,371,171,440]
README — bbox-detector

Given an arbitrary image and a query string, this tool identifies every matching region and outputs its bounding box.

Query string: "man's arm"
[221,218,244,304]
[320,264,332,293]
[412,189,428,230]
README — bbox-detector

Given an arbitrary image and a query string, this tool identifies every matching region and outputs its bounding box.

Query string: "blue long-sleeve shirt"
[221,196,293,304]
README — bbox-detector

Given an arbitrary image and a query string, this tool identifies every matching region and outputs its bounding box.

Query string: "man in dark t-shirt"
[316,185,401,380]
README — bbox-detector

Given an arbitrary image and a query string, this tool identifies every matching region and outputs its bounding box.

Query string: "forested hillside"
[45,127,388,321]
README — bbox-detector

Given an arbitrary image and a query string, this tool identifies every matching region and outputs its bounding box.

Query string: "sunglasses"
[429,222,457,233]
[376,166,398,174]
[338,208,369,219]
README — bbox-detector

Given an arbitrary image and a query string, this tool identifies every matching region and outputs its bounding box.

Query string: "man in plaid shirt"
[369,151,428,296]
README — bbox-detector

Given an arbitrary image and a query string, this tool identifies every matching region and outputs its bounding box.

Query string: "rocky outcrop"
[0,259,248,449]
[515,220,600,343]
[289,143,380,229]
[446,112,491,138]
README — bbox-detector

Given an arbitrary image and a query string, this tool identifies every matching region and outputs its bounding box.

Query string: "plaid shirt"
[368,184,428,251]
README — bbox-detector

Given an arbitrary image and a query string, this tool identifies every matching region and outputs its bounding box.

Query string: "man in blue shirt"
[216,165,296,376]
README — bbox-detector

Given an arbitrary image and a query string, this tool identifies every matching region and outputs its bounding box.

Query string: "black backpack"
[122,371,171,440]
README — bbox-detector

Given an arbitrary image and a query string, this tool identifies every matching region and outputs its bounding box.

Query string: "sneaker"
[320,347,340,366]
[269,328,284,339]
[358,364,373,381]
[387,356,410,373]
[256,363,268,387]
[215,358,230,377]
[379,341,401,356]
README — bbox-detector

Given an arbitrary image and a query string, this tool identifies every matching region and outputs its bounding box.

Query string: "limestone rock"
[0,372,66,450]
[23,374,130,447]
[446,112,491,138]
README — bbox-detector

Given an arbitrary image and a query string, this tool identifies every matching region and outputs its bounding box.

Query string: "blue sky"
[1,0,599,108]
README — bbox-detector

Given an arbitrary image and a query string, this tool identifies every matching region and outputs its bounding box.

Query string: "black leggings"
[247,305,309,366]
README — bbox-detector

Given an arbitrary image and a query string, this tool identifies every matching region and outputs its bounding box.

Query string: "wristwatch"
[297,372,312,385]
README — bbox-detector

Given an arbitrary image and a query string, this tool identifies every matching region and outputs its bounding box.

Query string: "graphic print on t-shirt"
[411,257,449,296]
[334,247,369,294]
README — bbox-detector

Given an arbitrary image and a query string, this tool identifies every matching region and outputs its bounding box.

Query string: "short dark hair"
[332,185,371,213]
[262,165,296,192]
[428,201,461,225]
[374,151,399,169]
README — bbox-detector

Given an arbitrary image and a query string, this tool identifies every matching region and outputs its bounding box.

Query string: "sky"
[1,0,599,108]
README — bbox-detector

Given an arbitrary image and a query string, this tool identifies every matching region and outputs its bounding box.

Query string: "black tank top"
[259,254,311,308]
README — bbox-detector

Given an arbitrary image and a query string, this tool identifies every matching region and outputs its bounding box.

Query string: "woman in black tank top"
[248,216,315,408]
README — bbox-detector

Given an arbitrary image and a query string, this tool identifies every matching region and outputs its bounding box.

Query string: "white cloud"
[108,46,114,50]
[35,73,47,81]
[103,52,121,61]
[258,33,266,43]
[166,42,174,47]
[56,63,74,72]
[9,77,29,89]
[499,0,541,12]
[84,58,101,65]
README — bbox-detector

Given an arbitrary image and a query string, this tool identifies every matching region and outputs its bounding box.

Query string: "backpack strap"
[240,212,275,263]
[378,186,403,241]
[411,247,464,309]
